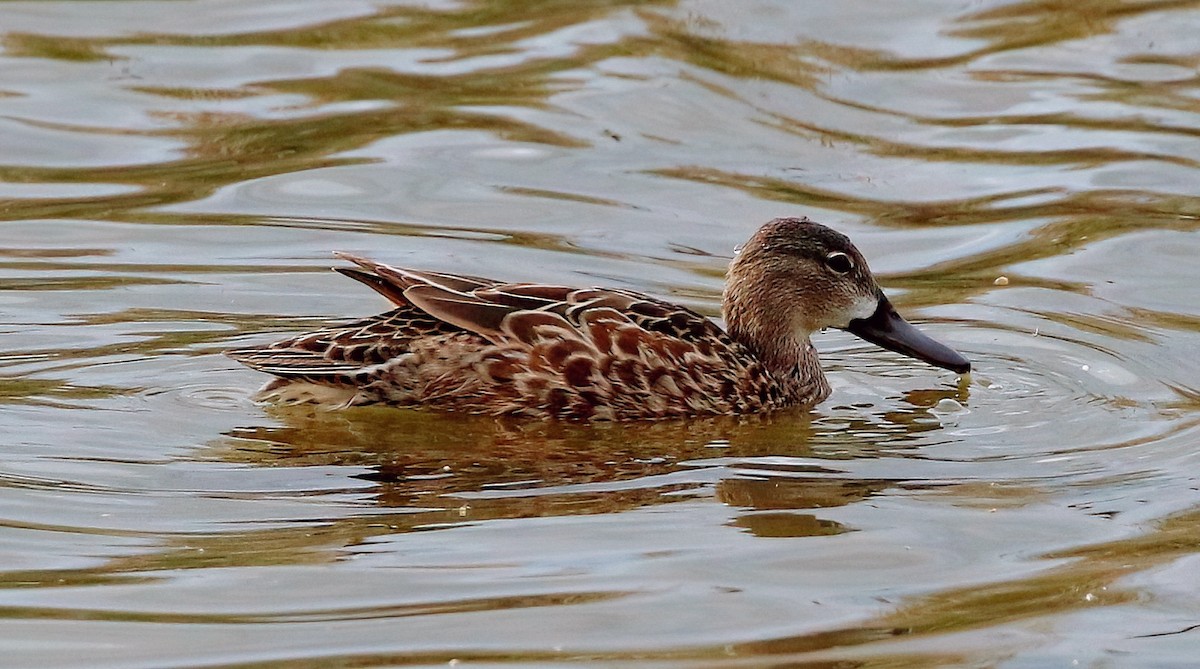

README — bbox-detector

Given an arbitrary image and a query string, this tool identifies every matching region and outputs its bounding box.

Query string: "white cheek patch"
[792,293,882,336]
[828,294,880,329]
[850,294,879,320]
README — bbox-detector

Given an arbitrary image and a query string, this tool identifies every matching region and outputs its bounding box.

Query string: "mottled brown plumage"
[228,217,969,419]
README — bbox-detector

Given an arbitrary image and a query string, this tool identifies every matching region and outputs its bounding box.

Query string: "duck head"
[723,217,970,374]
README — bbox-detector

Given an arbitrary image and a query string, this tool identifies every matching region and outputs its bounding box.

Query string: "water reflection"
[216,382,978,479]
[203,403,951,553]
[217,406,818,493]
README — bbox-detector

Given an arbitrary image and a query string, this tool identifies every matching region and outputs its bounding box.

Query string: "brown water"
[2,1,1199,667]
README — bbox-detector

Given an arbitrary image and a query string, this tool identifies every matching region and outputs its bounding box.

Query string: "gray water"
[1,1,1199,667]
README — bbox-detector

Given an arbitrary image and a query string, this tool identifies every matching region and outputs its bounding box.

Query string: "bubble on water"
[931,398,965,414]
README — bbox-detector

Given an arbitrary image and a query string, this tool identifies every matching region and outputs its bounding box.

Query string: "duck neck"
[740,324,806,371]
[724,284,830,404]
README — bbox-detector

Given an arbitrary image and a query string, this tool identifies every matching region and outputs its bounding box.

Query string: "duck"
[228,217,969,420]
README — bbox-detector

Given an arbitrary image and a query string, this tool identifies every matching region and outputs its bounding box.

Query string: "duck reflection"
[212,383,965,539]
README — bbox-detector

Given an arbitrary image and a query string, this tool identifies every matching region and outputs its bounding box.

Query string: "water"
[2,1,1199,667]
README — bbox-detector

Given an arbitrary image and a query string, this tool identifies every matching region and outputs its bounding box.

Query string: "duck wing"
[333,252,497,304]
[229,256,733,393]
[226,307,457,378]
[334,252,728,344]
[405,280,728,347]
[227,255,501,379]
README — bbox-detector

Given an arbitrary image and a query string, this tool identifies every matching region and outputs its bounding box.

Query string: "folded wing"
[228,254,733,403]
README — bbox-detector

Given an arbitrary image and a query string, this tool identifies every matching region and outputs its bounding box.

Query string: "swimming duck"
[229,217,969,419]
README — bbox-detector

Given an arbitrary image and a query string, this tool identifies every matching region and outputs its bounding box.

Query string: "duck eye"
[825,252,854,274]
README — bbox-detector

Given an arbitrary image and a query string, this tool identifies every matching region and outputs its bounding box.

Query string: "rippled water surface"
[2,1,1199,667]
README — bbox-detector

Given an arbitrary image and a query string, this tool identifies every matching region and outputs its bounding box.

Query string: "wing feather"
[231,255,738,411]
[334,267,410,305]
[403,284,511,340]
